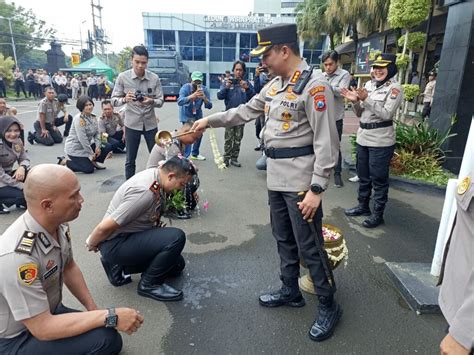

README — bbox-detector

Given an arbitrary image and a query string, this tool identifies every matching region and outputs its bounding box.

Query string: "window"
[239,33,259,63]
[150,30,175,48]
[209,32,236,62]
[302,41,324,65]
[179,31,206,61]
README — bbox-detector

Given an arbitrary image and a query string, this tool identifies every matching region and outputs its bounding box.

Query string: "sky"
[14,0,255,54]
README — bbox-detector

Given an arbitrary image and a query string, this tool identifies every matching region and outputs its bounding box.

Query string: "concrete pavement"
[1,98,447,354]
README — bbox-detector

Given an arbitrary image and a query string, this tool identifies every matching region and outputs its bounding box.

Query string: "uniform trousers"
[0,80,6,98]
[0,304,122,355]
[356,144,395,207]
[422,102,431,119]
[334,119,343,175]
[0,186,26,207]
[124,126,157,179]
[224,124,244,161]
[66,143,113,174]
[33,121,63,146]
[268,190,334,297]
[107,130,126,153]
[26,81,35,97]
[14,80,27,98]
[99,227,186,284]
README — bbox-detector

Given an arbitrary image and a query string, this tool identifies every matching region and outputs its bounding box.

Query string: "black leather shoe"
[230,159,241,167]
[344,203,371,216]
[27,131,35,145]
[0,208,10,215]
[259,285,305,308]
[100,257,132,287]
[363,214,384,228]
[309,297,342,342]
[334,174,344,188]
[176,209,192,220]
[137,280,183,302]
[224,159,230,167]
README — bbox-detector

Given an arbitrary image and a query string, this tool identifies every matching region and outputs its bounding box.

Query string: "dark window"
[179,31,206,61]
[150,30,175,47]
[239,33,259,62]
[240,34,250,49]
[179,31,193,46]
[194,47,206,61]
[210,73,224,89]
[210,48,222,62]
[223,48,235,62]
[223,33,236,47]
[163,31,175,46]
[209,32,223,47]
[194,32,206,46]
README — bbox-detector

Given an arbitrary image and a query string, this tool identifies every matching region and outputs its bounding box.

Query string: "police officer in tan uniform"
[0,116,29,213]
[28,86,63,146]
[99,100,126,153]
[86,156,193,302]
[438,172,474,354]
[341,54,403,228]
[0,164,143,354]
[193,23,341,342]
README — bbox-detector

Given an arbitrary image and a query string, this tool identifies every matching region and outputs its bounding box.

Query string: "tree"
[0,53,14,85]
[295,0,342,50]
[0,1,56,65]
[116,47,132,73]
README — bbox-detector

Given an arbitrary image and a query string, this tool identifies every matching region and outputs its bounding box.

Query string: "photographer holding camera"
[111,45,164,179]
[217,60,255,167]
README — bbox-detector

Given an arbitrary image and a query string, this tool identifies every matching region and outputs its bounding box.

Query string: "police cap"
[250,23,298,57]
[371,53,397,68]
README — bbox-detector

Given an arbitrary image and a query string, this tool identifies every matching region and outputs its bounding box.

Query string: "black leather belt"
[360,120,393,129]
[264,145,314,159]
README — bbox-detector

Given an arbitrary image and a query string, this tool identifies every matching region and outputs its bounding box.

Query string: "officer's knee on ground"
[83,164,95,174]
[167,227,186,251]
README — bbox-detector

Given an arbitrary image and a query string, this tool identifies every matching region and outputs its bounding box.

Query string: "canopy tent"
[60,56,115,80]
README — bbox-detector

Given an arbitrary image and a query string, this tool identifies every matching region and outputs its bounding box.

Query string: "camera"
[133,90,145,102]
[231,78,239,85]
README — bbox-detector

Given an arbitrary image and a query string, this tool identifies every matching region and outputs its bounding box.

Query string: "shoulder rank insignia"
[38,232,51,248]
[290,71,301,84]
[457,176,471,195]
[18,263,38,286]
[15,231,37,255]
[149,180,160,194]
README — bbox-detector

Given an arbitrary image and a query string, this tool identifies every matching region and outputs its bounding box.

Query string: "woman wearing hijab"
[0,116,29,214]
[341,53,403,228]
[61,95,113,174]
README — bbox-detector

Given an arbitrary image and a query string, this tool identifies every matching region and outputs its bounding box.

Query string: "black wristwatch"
[105,307,118,328]
[310,184,325,194]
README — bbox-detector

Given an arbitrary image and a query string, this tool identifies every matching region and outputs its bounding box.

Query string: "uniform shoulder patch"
[314,95,327,112]
[79,118,86,127]
[15,231,37,255]
[309,86,325,96]
[18,263,38,286]
[149,181,160,194]
[390,87,400,99]
[457,176,471,195]
[13,143,23,153]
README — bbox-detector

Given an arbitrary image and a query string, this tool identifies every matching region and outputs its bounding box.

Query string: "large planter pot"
[299,224,348,295]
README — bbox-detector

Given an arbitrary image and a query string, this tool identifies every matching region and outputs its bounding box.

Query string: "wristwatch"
[104,307,118,328]
[310,184,325,194]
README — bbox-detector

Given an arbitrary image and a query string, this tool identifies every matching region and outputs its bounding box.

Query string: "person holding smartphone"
[217,60,255,167]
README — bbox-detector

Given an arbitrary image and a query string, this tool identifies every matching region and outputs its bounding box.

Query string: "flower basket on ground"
[299,224,348,295]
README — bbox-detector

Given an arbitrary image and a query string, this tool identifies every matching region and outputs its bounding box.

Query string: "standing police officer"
[322,50,351,187]
[111,45,164,179]
[192,23,341,342]
[341,54,403,228]
[0,164,143,354]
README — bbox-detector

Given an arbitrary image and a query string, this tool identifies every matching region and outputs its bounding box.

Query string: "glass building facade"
[143,13,326,91]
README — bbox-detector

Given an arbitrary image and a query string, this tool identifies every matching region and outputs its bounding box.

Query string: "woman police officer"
[341,53,403,228]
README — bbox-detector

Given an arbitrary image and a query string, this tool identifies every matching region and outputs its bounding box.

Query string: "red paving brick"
[343,109,360,135]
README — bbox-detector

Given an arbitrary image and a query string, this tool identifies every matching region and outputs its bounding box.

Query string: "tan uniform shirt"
[353,79,403,147]
[99,112,124,136]
[111,69,164,131]
[207,60,339,191]
[324,67,350,122]
[0,211,73,338]
[0,138,29,188]
[146,141,182,169]
[439,172,474,351]
[105,168,164,240]
[423,80,436,104]
[64,113,100,159]
[37,97,59,124]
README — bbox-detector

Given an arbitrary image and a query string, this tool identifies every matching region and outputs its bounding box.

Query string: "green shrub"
[402,84,420,101]
[165,190,186,212]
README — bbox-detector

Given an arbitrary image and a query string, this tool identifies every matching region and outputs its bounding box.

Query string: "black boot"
[334,173,344,188]
[309,296,342,342]
[259,278,305,308]
[100,257,132,287]
[363,204,385,228]
[344,199,371,216]
[137,278,183,302]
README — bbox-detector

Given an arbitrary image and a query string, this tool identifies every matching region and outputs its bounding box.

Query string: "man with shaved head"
[0,164,143,354]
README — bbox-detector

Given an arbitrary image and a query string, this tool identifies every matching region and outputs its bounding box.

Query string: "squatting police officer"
[341,54,403,228]
[192,23,341,342]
